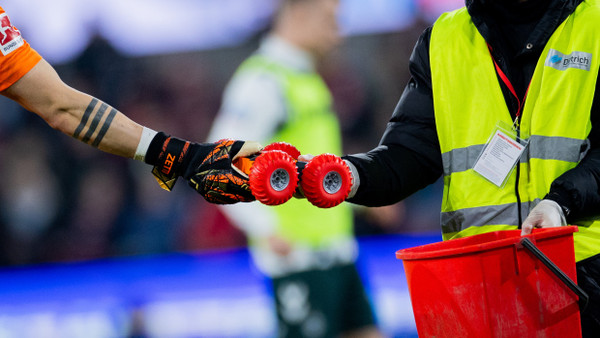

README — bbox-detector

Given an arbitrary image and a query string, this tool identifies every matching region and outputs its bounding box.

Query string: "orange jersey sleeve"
[0,6,42,92]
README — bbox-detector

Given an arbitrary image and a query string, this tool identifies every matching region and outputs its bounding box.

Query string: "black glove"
[145,132,261,204]
[188,139,259,204]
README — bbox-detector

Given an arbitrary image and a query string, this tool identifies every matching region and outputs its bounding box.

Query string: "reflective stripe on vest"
[442,199,541,235]
[442,137,590,176]
[431,1,600,261]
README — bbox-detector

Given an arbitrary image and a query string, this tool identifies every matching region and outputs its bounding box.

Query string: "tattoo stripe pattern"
[91,108,116,147]
[73,98,118,148]
[81,102,108,143]
[73,98,98,139]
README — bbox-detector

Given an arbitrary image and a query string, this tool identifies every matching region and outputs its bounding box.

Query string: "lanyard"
[487,44,530,129]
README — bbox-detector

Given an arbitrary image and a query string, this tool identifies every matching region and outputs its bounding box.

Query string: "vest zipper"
[487,45,528,228]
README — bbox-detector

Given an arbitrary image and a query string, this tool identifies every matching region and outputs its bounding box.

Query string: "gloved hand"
[521,199,567,236]
[146,132,262,204]
[188,139,263,204]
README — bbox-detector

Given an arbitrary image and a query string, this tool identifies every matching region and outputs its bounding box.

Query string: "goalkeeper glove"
[145,132,261,204]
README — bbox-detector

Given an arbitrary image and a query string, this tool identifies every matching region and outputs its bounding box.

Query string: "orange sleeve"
[0,7,43,92]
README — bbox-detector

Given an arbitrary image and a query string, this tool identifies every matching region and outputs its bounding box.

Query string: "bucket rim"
[395,226,577,261]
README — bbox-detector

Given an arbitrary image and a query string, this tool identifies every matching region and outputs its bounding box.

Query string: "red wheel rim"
[300,154,351,208]
[249,150,298,205]
[263,142,301,160]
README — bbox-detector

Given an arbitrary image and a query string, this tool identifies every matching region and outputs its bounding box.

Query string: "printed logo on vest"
[545,49,592,71]
[0,13,24,56]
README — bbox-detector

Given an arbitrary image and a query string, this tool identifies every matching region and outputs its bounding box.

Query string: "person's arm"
[2,58,261,204]
[522,75,600,233]
[3,58,141,158]
[344,27,443,207]
[545,150,600,223]
[522,73,600,233]
[520,147,600,235]
[0,6,260,205]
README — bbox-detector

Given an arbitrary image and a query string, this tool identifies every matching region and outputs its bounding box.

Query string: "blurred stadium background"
[0,0,463,337]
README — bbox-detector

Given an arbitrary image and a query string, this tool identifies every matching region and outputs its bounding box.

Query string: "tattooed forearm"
[73,98,118,147]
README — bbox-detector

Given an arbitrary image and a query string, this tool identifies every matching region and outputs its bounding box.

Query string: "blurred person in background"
[208,0,382,337]
[283,0,599,335]
[0,3,261,241]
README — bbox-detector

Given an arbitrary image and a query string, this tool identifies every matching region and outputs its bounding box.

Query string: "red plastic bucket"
[396,226,582,337]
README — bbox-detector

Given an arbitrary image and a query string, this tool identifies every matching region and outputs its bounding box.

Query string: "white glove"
[344,159,360,199]
[521,199,567,236]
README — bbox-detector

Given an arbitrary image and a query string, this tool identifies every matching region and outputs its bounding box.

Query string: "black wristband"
[145,131,169,165]
[145,131,191,177]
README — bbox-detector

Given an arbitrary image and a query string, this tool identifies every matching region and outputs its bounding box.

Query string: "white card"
[473,129,526,187]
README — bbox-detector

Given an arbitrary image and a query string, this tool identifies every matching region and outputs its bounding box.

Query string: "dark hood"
[462,0,582,96]
[465,0,581,55]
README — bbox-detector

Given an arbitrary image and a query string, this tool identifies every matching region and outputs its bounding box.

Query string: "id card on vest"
[473,122,529,188]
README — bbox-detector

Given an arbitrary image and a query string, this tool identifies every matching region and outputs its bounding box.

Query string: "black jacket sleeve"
[344,27,443,207]
[546,76,600,224]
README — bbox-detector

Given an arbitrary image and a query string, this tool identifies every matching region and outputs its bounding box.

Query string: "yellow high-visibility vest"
[430,0,600,261]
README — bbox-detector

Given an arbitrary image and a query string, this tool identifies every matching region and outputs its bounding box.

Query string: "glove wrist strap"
[146,132,191,191]
[145,132,169,165]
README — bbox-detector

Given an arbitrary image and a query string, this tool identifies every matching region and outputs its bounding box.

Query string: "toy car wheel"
[263,142,301,160]
[249,150,299,205]
[300,154,351,208]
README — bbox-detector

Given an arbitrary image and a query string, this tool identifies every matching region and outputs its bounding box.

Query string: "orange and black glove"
[145,132,261,204]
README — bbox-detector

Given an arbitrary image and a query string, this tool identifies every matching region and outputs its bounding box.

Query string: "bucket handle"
[520,238,589,311]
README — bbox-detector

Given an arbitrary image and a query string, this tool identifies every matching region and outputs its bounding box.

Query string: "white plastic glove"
[521,199,567,236]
